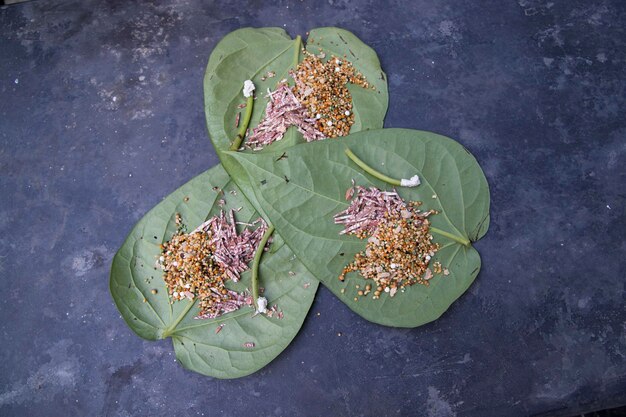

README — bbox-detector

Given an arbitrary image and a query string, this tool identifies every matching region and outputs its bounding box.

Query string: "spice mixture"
[158,210,268,319]
[247,82,324,149]
[245,52,371,149]
[292,51,370,138]
[335,185,442,299]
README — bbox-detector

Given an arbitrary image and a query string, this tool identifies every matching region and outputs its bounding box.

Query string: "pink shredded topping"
[246,82,325,150]
[334,186,408,236]
[193,210,268,283]
[195,289,253,320]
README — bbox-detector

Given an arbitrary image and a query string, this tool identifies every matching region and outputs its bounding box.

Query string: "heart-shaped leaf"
[229,129,490,327]
[204,27,388,155]
[203,27,388,216]
[110,165,318,378]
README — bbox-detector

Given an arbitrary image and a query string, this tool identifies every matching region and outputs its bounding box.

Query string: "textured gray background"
[1,0,625,416]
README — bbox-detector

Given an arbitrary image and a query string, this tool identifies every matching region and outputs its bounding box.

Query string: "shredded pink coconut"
[194,289,253,320]
[246,82,325,149]
[334,186,408,236]
[193,210,268,283]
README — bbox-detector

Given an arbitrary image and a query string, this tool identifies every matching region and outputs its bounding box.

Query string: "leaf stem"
[230,35,301,152]
[230,95,254,151]
[161,299,195,338]
[344,147,402,186]
[430,226,470,247]
[292,35,302,68]
[251,224,275,311]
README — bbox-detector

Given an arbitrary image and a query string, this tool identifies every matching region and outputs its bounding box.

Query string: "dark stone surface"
[1,0,624,416]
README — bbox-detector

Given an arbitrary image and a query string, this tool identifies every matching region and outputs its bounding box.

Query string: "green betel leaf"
[205,27,292,77]
[109,165,318,378]
[229,129,490,328]
[203,27,388,215]
[204,27,388,155]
